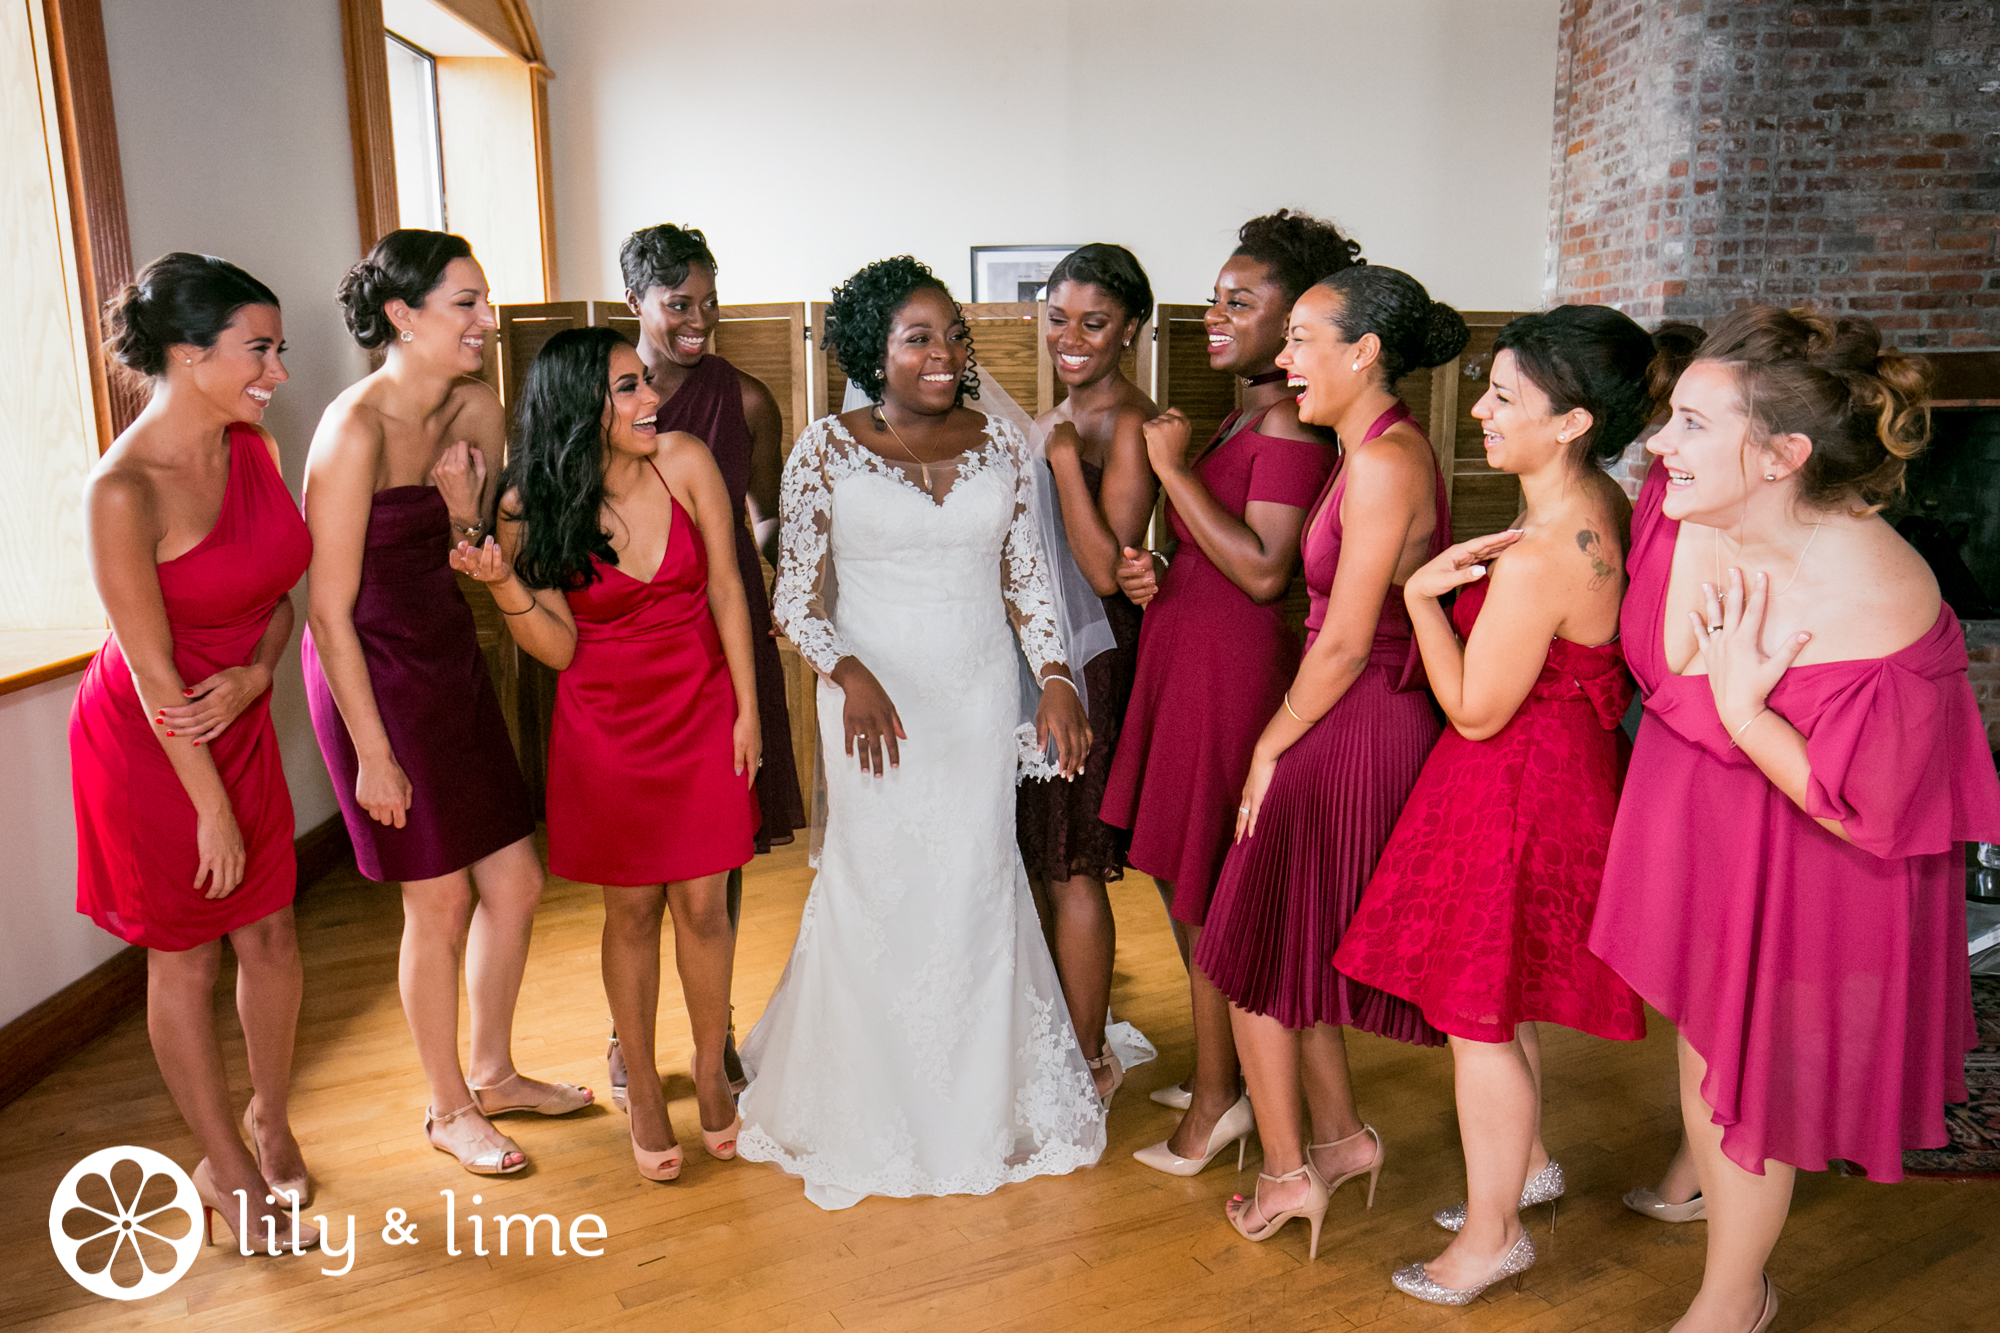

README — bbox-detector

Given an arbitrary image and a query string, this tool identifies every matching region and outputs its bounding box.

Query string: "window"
[383,33,445,232]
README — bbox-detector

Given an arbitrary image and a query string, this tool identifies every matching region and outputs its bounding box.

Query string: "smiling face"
[602,344,662,461]
[1470,349,1585,476]
[1649,359,1767,523]
[879,286,970,415]
[1274,287,1361,427]
[628,263,719,367]
[175,303,288,423]
[1204,256,1290,375]
[1046,280,1138,389]
[388,256,495,375]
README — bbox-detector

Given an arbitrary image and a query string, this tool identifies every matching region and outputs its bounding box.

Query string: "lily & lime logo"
[49,1146,204,1300]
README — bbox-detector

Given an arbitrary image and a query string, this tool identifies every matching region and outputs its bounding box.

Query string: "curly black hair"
[822,256,979,405]
[335,229,474,350]
[1232,209,1365,306]
[104,252,279,379]
[619,224,718,297]
[1046,243,1154,329]
[501,326,626,591]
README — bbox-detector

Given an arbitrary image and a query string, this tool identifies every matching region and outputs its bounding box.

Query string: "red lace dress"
[1335,577,1647,1043]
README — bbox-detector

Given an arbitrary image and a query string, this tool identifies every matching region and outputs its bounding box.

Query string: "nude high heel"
[1623,1183,1706,1222]
[1749,1274,1780,1332]
[607,1028,629,1113]
[701,1114,743,1161]
[632,1126,684,1182]
[192,1159,321,1252]
[1132,1093,1256,1176]
[1227,1162,1332,1259]
[1087,1049,1124,1108]
[241,1101,312,1209]
[1308,1124,1384,1208]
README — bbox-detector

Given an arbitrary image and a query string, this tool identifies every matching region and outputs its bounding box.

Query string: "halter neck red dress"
[72,425,312,950]
[544,462,758,887]
[1590,461,2000,1180]
[1334,575,1647,1044]
[1194,402,1446,1040]
[1100,404,1337,923]
[656,352,802,851]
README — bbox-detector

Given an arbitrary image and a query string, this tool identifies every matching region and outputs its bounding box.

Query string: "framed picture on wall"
[971,245,1079,303]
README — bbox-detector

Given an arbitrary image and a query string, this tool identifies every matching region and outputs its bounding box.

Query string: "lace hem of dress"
[735,1130,1101,1204]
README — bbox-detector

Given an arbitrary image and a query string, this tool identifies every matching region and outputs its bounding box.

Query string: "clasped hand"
[156,664,272,745]
[430,440,486,529]
[1688,566,1812,736]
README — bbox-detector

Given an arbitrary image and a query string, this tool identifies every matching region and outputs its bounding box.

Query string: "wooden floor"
[4,838,1996,1332]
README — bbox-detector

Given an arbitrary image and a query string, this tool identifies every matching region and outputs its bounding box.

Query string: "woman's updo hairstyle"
[1697,305,1933,512]
[103,252,279,379]
[823,256,978,405]
[619,224,718,297]
[1045,243,1154,329]
[1492,305,1705,468]
[336,229,474,349]
[1318,265,1469,389]
[1232,209,1365,306]
[501,326,627,592]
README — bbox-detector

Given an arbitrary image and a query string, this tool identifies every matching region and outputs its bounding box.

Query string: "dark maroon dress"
[1100,406,1337,924]
[302,486,533,882]
[1016,457,1140,884]
[656,353,804,851]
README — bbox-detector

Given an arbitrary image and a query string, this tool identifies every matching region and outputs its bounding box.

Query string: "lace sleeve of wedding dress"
[994,416,1067,678]
[772,417,850,677]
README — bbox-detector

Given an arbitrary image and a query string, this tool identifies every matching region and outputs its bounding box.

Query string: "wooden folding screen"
[1431,312,1525,541]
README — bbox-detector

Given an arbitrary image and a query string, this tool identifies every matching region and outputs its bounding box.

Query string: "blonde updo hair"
[1696,306,1933,513]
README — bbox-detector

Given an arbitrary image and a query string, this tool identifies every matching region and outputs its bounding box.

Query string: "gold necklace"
[1714,517,1824,597]
[874,406,932,491]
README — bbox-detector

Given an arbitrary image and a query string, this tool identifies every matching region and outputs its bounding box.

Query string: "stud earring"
[1765,473,1776,481]
[399,329,414,343]
[1351,360,1361,371]
[183,357,192,365]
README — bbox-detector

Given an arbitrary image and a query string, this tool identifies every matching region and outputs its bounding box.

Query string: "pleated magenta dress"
[1194,403,1447,1042]
[1590,461,2000,1180]
[72,424,312,950]
[656,353,803,851]
[302,486,533,883]
[1335,576,1647,1044]
[544,463,757,887]
[1100,406,1337,922]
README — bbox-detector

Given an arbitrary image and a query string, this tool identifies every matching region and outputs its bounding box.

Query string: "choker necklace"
[1244,367,1289,388]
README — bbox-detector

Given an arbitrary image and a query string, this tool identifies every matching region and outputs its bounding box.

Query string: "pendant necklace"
[1714,517,1824,597]
[874,405,932,492]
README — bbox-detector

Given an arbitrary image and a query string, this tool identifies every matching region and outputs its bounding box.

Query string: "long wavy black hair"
[502,326,628,590]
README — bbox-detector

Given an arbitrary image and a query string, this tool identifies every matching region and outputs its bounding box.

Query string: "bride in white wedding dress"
[739,259,1113,1210]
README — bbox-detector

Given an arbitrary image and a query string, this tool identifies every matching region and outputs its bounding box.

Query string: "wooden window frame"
[340,0,557,297]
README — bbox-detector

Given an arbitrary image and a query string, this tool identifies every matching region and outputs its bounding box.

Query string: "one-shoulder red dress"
[1100,405,1337,924]
[71,424,312,950]
[1590,462,2000,1180]
[544,463,758,886]
[1335,575,1647,1044]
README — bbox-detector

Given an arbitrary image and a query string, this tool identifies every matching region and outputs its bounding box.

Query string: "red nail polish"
[164,730,174,736]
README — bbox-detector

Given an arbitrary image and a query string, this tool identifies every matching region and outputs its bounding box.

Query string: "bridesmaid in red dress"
[72,253,317,1251]
[1102,211,1358,1172]
[305,232,586,1180]
[617,223,802,1094]
[1191,266,1463,1255]
[1333,306,1693,1303]
[455,328,760,1183]
[1591,308,2000,1333]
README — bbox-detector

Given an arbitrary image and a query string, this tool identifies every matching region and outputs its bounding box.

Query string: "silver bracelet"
[1040,673,1080,697]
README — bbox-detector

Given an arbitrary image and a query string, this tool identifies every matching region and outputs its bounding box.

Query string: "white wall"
[540,0,1561,311]
[0,678,127,1026]
[101,0,364,837]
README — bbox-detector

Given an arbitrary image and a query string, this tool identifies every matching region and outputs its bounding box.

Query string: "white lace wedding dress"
[740,412,1107,1210]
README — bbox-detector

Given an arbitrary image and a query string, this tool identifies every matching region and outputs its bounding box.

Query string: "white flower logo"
[49,1147,203,1300]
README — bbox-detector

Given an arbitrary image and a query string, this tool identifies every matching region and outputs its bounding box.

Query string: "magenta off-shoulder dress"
[1590,461,2000,1181]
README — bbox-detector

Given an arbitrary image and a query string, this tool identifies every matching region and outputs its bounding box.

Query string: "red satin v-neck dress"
[72,424,312,950]
[544,463,759,887]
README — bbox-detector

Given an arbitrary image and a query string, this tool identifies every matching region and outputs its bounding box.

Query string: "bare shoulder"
[1345,421,1435,493]
[1860,517,1941,633]
[444,377,504,434]
[311,382,386,460]
[84,450,159,526]
[655,430,721,483]
[736,365,779,417]
[1254,395,1317,443]
[246,423,284,472]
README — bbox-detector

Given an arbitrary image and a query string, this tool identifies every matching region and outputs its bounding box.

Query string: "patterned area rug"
[1903,975,2000,1179]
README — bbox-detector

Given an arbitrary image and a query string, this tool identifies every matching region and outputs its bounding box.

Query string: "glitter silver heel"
[1391,1231,1535,1306]
[1433,1160,1565,1231]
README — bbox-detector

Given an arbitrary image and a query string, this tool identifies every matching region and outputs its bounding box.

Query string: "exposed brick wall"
[1547,0,2000,351]
[1968,621,2000,748]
